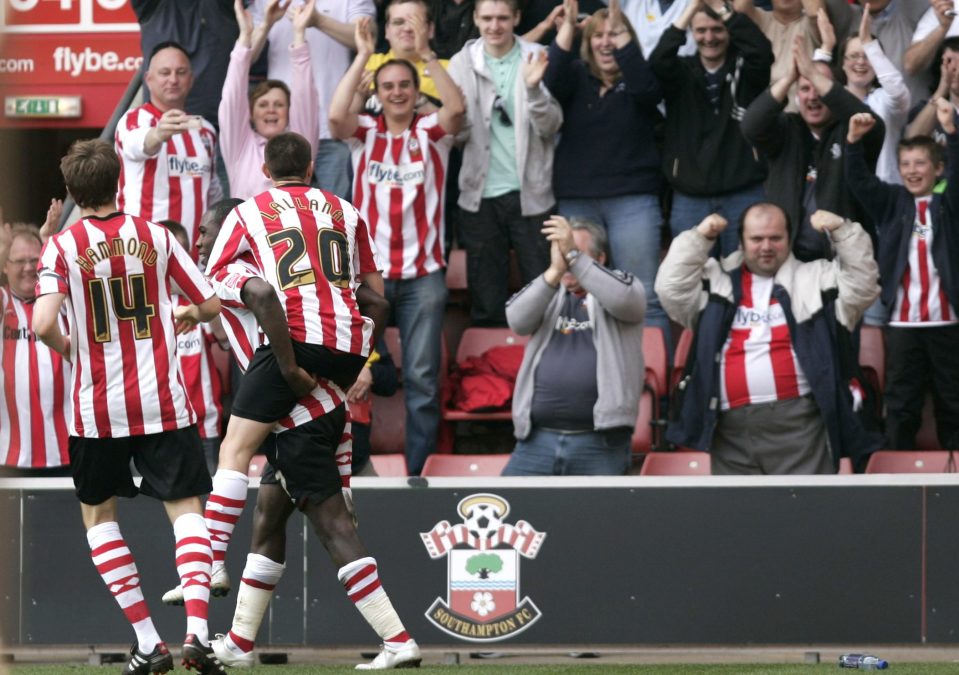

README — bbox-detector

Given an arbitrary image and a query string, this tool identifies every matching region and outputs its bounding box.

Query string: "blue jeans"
[313,139,352,199]
[502,427,632,476]
[669,183,766,258]
[383,271,448,476]
[558,194,667,332]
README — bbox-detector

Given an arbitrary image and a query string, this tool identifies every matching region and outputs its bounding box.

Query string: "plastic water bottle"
[838,653,889,670]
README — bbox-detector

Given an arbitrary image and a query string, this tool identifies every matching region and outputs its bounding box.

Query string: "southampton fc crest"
[421,493,546,641]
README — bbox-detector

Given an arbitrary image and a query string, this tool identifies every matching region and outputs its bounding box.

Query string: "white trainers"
[210,564,231,598]
[355,640,421,670]
[160,565,231,605]
[210,634,255,669]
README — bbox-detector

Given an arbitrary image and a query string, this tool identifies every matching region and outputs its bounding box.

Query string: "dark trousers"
[884,324,959,449]
[458,191,551,326]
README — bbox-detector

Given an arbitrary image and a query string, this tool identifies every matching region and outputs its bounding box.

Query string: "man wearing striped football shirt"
[656,204,881,474]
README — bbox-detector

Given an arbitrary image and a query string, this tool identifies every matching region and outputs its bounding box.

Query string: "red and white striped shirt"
[890,197,958,326]
[116,103,219,247]
[720,270,810,410]
[0,287,71,468]
[208,260,345,432]
[348,113,452,280]
[37,213,215,439]
[206,185,382,357]
[175,296,223,439]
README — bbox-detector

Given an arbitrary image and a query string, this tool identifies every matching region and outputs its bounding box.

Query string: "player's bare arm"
[32,291,71,360]
[240,277,316,397]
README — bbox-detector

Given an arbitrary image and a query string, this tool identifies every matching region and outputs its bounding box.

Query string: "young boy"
[845,101,959,450]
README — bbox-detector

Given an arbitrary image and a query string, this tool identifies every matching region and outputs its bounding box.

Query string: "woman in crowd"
[219,0,318,199]
[833,6,910,185]
[543,0,667,330]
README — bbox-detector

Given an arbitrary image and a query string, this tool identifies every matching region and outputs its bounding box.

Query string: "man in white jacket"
[448,0,562,326]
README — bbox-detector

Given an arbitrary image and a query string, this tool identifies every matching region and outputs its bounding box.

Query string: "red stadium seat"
[631,390,655,454]
[858,325,885,396]
[443,328,529,422]
[639,451,711,476]
[421,453,511,476]
[670,328,693,394]
[369,453,409,477]
[370,391,407,454]
[446,248,468,305]
[865,450,958,474]
[247,455,267,477]
[642,326,668,399]
[837,457,854,474]
[916,394,941,450]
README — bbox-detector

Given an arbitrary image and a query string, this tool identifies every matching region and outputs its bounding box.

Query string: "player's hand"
[810,209,844,233]
[282,365,317,398]
[696,213,727,240]
[40,198,63,242]
[173,303,202,334]
[846,112,876,144]
[346,365,373,402]
[937,96,957,134]
[522,49,549,88]
[541,214,575,257]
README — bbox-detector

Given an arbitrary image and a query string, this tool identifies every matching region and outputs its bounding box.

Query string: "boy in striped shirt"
[846,101,959,450]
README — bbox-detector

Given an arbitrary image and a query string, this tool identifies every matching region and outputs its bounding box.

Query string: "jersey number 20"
[267,228,350,291]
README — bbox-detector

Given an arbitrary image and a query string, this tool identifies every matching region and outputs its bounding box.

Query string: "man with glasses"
[448,0,562,326]
[0,223,71,475]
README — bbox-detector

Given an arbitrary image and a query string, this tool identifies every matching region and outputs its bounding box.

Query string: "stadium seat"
[858,325,885,393]
[446,248,468,305]
[642,326,669,399]
[916,394,941,450]
[443,328,529,422]
[369,453,409,477]
[421,453,511,476]
[369,391,407,454]
[639,451,711,476]
[865,450,958,474]
[631,390,655,455]
[248,455,267,477]
[670,328,693,394]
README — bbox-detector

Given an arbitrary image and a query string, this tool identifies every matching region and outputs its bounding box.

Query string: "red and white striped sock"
[337,557,410,648]
[173,513,212,645]
[205,469,248,569]
[87,522,162,653]
[222,554,285,656]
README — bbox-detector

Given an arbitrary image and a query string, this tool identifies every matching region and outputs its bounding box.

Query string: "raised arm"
[249,0,291,62]
[410,13,465,134]
[328,17,375,141]
[520,3,564,44]
[810,210,880,330]
[654,215,727,329]
[903,0,954,76]
[310,3,375,50]
[650,0,698,95]
[844,112,899,228]
[289,0,320,157]
[521,47,564,138]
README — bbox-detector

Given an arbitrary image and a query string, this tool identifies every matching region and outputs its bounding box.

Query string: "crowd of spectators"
[3,0,959,478]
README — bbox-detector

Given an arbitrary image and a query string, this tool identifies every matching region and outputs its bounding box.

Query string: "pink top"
[218,42,319,199]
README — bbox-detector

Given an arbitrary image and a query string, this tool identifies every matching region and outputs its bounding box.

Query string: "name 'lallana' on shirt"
[258,195,344,224]
[75,237,158,273]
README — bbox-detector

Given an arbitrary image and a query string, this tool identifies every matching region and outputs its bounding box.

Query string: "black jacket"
[845,134,959,318]
[651,13,772,196]
[740,83,884,260]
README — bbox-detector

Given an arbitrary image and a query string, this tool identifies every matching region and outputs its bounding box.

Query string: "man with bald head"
[116,41,222,248]
[655,203,881,474]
